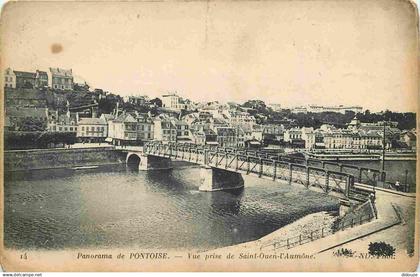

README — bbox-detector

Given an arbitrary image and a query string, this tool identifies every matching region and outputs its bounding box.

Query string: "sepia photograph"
[0,0,418,272]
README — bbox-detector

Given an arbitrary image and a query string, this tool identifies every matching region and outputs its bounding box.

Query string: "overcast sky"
[1,0,418,112]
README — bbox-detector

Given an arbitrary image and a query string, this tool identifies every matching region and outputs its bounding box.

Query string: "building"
[182,112,200,125]
[262,124,284,142]
[191,129,218,146]
[284,128,303,142]
[161,92,193,111]
[359,121,399,129]
[236,127,245,148]
[173,119,191,143]
[48,110,78,133]
[35,70,49,88]
[301,127,315,149]
[359,130,382,149]
[4,68,16,88]
[76,117,107,142]
[291,106,308,114]
[107,113,138,145]
[99,113,115,124]
[136,113,154,142]
[228,111,256,130]
[307,105,363,114]
[400,131,416,149]
[48,68,74,90]
[14,71,36,89]
[127,95,149,105]
[291,105,363,114]
[215,127,237,148]
[322,129,354,149]
[284,128,305,148]
[347,117,361,130]
[162,93,182,110]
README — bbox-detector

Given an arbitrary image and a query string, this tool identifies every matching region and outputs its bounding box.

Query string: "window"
[59,127,62,131]
[82,126,85,131]
[64,127,68,131]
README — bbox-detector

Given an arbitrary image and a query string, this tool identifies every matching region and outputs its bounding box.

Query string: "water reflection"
[205,189,244,216]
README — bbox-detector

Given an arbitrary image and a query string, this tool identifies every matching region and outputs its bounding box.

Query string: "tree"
[19,118,47,131]
[243,99,266,110]
[98,98,118,115]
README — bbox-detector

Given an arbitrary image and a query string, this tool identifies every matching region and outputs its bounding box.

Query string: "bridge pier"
[199,166,244,192]
[139,155,172,171]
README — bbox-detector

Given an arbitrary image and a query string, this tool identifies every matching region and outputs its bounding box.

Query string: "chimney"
[76,112,79,122]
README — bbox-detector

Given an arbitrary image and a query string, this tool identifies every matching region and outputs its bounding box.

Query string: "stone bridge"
[117,142,384,204]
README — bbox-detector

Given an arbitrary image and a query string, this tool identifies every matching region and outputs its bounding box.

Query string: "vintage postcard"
[0,0,418,272]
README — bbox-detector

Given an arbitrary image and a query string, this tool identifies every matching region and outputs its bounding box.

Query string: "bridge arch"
[126,153,141,170]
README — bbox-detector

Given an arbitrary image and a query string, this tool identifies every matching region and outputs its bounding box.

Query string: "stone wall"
[4,147,125,171]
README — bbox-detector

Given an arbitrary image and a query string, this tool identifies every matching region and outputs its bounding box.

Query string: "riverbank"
[4,147,125,172]
[210,189,417,270]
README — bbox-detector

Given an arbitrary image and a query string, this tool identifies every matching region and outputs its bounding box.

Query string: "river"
[4,163,339,250]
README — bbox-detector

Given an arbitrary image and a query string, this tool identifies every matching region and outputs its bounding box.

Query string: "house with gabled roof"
[107,113,138,145]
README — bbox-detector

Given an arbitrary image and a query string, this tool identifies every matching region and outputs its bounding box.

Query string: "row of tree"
[5,131,76,150]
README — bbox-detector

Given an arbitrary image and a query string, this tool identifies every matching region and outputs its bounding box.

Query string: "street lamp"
[381,119,386,173]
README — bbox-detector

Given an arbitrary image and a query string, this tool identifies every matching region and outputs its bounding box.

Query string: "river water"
[4,164,339,250]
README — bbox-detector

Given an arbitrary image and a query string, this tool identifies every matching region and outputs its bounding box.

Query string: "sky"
[0,0,418,112]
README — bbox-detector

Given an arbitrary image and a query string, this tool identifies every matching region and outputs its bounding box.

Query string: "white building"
[48,68,74,90]
[301,127,315,149]
[284,128,303,142]
[4,68,16,88]
[77,117,107,142]
[153,114,177,142]
[162,92,193,111]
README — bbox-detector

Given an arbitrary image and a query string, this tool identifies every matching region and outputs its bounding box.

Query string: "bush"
[368,241,396,257]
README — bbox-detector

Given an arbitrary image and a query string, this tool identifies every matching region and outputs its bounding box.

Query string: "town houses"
[3,67,417,151]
